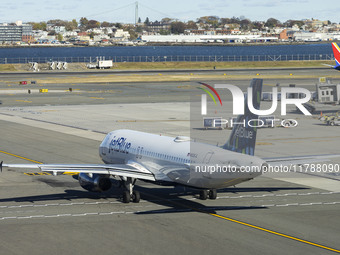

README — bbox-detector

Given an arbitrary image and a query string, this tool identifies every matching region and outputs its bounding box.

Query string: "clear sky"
[2,0,339,24]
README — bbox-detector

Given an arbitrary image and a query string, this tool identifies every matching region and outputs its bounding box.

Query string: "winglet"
[0,161,3,173]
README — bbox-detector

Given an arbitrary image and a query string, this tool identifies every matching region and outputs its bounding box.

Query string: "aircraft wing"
[264,154,340,166]
[321,63,335,68]
[1,163,156,181]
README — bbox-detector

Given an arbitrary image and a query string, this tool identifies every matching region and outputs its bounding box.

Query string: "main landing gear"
[121,177,140,203]
[199,189,217,200]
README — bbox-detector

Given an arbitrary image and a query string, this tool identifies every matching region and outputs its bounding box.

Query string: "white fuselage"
[99,129,264,189]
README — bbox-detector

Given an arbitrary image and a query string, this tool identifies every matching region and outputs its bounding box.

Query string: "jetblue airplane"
[324,42,340,71]
[2,79,338,203]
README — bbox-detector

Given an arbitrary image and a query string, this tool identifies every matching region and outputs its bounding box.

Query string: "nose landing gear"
[121,177,140,203]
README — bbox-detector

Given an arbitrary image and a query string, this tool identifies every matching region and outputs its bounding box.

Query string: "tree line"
[29,15,335,35]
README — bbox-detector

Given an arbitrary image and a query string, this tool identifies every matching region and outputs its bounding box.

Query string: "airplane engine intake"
[78,173,112,192]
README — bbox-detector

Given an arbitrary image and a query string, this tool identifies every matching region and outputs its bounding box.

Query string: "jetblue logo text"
[109,136,131,154]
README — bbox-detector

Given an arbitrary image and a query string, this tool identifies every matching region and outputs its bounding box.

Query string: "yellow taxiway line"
[142,190,340,253]
[210,213,340,253]
[0,150,42,164]
[0,150,77,175]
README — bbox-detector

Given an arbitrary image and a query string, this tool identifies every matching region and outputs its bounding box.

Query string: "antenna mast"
[135,1,139,25]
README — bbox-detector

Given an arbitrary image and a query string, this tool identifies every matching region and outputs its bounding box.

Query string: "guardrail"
[0,54,334,64]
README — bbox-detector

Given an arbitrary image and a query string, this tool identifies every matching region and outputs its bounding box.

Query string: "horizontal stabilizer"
[264,154,340,166]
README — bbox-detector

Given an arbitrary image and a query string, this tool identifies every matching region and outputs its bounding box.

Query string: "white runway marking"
[0,191,339,209]
[0,201,339,221]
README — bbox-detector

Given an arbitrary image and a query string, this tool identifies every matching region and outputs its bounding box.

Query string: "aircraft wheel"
[123,190,131,203]
[209,189,217,199]
[199,190,208,200]
[132,190,140,203]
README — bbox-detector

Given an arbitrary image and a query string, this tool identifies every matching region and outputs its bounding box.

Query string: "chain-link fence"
[0,54,334,64]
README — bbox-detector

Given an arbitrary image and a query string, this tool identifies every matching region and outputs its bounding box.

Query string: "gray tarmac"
[0,68,339,255]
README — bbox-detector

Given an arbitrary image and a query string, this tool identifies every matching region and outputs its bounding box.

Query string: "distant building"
[142,34,278,43]
[79,35,91,41]
[293,31,340,41]
[0,24,22,43]
[21,23,33,43]
[32,30,48,41]
[0,22,32,43]
[93,34,110,42]
[114,29,130,40]
[78,32,88,37]
[53,26,66,34]
[304,19,328,28]
[294,31,322,41]
[146,21,170,33]
[189,29,230,35]
[316,78,340,104]
[279,29,289,40]
[61,31,78,38]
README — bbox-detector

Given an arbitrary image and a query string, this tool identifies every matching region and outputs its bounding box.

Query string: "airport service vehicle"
[319,111,340,126]
[2,79,338,203]
[328,119,340,126]
[87,60,113,69]
[326,116,340,126]
[98,60,113,69]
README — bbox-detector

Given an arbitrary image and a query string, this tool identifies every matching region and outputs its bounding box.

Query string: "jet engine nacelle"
[78,173,112,192]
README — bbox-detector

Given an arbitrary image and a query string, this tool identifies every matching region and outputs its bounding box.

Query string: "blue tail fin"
[222,79,263,156]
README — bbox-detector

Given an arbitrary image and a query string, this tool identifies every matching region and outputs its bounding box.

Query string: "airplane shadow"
[0,182,310,215]
[217,186,309,193]
[133,185,310,215]
[0,189,121,203]
[135,186,264,215]
[313,123,330,126]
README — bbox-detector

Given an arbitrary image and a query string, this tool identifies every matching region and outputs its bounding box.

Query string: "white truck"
[97,60,113,69]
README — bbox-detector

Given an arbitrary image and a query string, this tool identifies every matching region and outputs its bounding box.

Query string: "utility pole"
[135,1,138,25]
